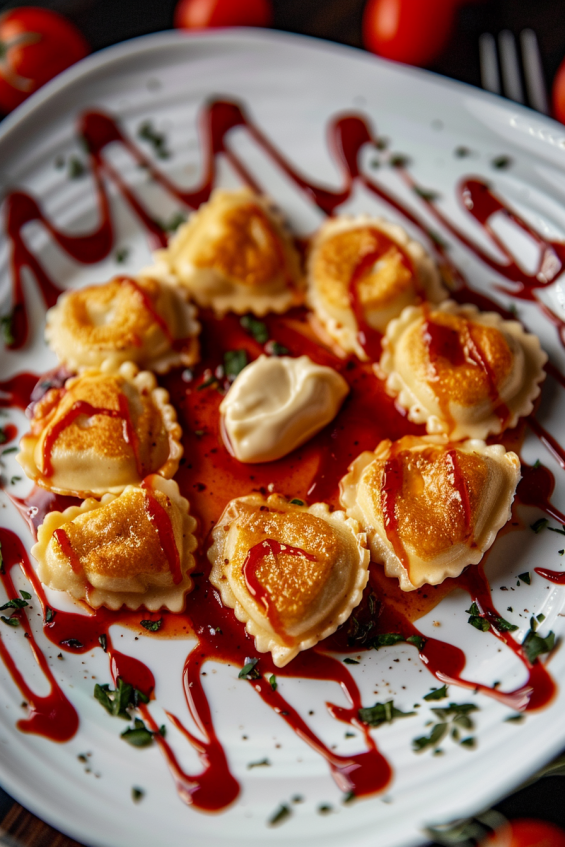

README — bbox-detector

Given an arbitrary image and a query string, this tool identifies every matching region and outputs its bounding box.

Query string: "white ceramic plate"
[1,28,565,847]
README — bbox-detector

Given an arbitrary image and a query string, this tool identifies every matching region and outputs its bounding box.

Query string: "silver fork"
[479,29,549,114]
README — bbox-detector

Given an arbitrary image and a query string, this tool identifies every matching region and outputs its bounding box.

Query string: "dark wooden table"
[1,0,564,844]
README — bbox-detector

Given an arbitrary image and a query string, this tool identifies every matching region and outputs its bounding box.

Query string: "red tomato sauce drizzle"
[1,99,565,810]
[41,396,141,478]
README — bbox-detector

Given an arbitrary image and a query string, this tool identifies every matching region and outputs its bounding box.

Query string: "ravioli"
[148,188,304,316]
[220,355,349,462]
[32,476,197,612]
[17,362,182,498]
[378,301,547,440]
[340,435,521,591]
[307,215,446,360]
[208,494,369,667]
[45,275,200,373]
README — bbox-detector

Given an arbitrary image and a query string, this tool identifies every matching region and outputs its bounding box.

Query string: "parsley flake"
[0,598,28,611]
[224,349,248,381]
[137,120,170,159]
[140,619,162,632]
[20,590,31,600]
[531,518,549,534]
[370,632,405,649]
[269,674,277,692]
[1,615,19,627]
[466,603,490,632]
[289,498,305,506]
[2,446,18,455]
[522,629,555,664]
[121,718,154,747]
[239,657,260,680]
[132,787,145,802]
[240,315,269,344]
[265,340,289,356]
[60,638,84,649]
[343,658,360,665]
[98,633,107,652]
[268,803,291,827]
[358,700,416,727]
[518,572,531,585]
[406,634,427,651]
[423,685,448,701]
[247,758,270,769]
[0,312,15,347]
[68,156,86,179]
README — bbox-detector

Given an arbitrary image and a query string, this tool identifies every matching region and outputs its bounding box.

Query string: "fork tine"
[520,29,549,114]
[479,32,501,94]
[499,30,524,103]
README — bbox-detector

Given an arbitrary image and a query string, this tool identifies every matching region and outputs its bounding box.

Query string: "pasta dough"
[32,476,197,612]
[340,435,521,591]
[208,494,369,666]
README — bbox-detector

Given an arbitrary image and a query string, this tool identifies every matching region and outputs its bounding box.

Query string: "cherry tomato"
[483,819,565,847]
[174,0,273,30]
[0,6,89,114]
[362,0,458,67]
[552,56,565,124]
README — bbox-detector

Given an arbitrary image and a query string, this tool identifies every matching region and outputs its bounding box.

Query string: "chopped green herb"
[240,315,269,344]
[94,679,134,720]
[530,615,538,632]
[413,185,440,202]
[0,544,5,575]
[115,248,130,264]
[197,374,218,391]
[455,146,471,157]
[375,137,388,150]
[121,718,154,747]
[20,590,31,600]
[389,153,410,168]
[423,685,448,701]
[138,120,170,159]
[131,787,145,802]
[413,722,448,752]
[268,803,291,827]
[68,156,86,179]
[537,613,546,623]
[466,603,490,632]
[247,758,270,769]
[343,657,360,665]
[493,616,518,633]
[342,791,356,804]
[533,459,541,469]
[157,211,187,233]
[492,155,512,170]
[430,703,478,721]
[504,713,525,723]
[0,598,28,611]
[289,498,305,506]
[370,632,405,649]
[358,700,416,727]
[427,229,448,249]
[1,615,19,627]
[9,476,21,485]
[265,340,289,357]
[224,349,248,380]
[522,629,555,664]
[140,619,162,632]
[269,674,277,692]
[0,429,6,444]
[460,736,476,748]
[98,633,107,652]
[466,602,480,616]
[60,638,84,649]
[518,572,531,585]
[194,430,204,437]
[531,518,549,534]
[560,550,564,556]
[548,525,565,536]
[406,634,426,651]
[0,313,15,347]
[318,804,333,815]
[2,446,18,455]
[239,657,260,680]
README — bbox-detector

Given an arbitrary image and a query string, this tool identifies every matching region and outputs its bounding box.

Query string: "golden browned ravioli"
[45,275,200,373]
[208,494,369,667]
[17,362,182,498]
[307,215,446,360]
[378,301,547,440]
[148,188,303,316]
[32,476,197,612]
[340,435,520,591]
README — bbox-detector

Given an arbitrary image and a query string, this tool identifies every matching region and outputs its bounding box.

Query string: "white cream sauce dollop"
[220,354,349,463]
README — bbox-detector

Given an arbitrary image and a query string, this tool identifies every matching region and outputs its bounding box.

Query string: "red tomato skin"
[484,819,565,847]
[0,7,89,113]
[362,0,457,67]
[552,57,565,124]
[174,0,273,30]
